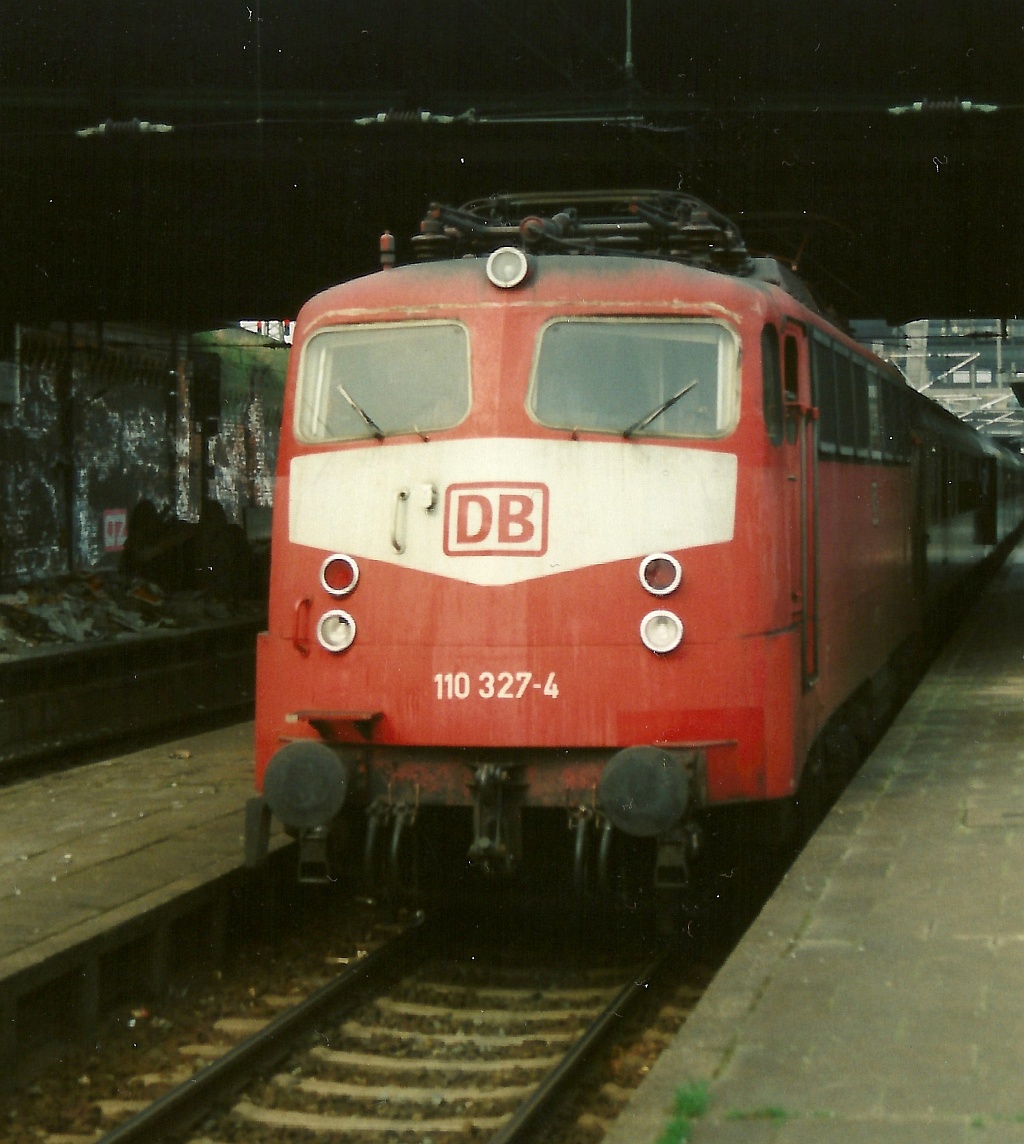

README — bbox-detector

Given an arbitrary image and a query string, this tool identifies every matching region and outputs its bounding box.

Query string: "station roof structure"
[853,319,1024,442]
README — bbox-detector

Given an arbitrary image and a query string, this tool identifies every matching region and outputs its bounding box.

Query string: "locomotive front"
[249,195,793,904]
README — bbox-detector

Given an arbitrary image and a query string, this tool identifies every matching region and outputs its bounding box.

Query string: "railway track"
[80,914,684,1144]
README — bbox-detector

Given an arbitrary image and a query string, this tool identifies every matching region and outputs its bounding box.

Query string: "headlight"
[485,246,531,289]
[317,610,356,653]
[639,553,682,596]
[320,553,359,596]
[640,609,684,654]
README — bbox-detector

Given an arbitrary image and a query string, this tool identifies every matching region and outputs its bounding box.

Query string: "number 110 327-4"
[433,672,560,700]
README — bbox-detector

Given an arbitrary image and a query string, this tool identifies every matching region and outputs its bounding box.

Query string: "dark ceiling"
[1,1,1021,328]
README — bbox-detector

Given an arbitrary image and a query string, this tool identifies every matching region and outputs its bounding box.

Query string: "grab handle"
[391,488,410,554]
[292,596,312,657]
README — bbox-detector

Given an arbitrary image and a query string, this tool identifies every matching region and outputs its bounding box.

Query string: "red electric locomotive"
[246,191,1024,916]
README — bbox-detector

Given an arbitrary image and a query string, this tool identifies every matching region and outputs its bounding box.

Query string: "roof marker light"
[486,246,531,289]
[640,610,684,654]
[639,553,682,596]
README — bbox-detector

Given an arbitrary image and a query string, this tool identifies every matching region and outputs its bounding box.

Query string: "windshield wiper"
[622,379,698,438]
[337,383,385,440]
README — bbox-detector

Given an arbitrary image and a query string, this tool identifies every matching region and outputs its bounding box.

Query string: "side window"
[812,336,837,455]
[783,334,800,444]
[812,338,912,466]
[867,372,883,460]
[835,351,856,457]
[851,359,870,458]
[783,336,799,401]
[761,324,784,447]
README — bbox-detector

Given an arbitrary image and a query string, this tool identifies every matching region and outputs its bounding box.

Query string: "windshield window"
[295,322,470,442]
[529,319,738,438]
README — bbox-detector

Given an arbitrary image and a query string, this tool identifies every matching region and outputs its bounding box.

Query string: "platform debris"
[0,572,264,663]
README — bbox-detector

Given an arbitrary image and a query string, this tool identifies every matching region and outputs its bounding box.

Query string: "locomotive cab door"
[782,323,819,691]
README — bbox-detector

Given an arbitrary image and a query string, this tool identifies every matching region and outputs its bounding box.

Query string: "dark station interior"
[3,1,1022,326]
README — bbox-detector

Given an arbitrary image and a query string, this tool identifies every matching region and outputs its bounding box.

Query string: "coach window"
[880,380,896,461]
[884,383,909,461]
[878,382,892,460]
[762,325,784,446]
[529,318,739,438]
[927,447,941,524]
[295,321,471,442]
[940,446,952,519]
[812,337,837,455]
[896,390,911,460]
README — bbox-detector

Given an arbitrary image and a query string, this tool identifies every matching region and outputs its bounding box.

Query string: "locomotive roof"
[408,189,821,314]
[301,251,781,331]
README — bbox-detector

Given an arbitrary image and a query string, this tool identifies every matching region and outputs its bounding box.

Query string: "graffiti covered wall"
[192,327,287,528]
[0,324,287,589]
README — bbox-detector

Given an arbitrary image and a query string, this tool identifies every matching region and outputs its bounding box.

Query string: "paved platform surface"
[0,722,281,983]
[605,545,1024,1143]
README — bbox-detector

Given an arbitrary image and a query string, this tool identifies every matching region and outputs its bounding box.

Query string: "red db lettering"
[457,495,493,544]
[498,495,535,544]
[444,483,548,557]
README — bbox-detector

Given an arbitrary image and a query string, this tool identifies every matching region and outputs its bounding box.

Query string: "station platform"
[605,543,1024,1143]
[0,721,286,1083]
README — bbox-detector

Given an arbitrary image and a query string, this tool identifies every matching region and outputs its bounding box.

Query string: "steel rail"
[96,912,428,1144]
[486,944,674,1144]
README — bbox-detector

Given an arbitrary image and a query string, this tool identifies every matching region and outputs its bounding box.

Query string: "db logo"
[444,483,549,557]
